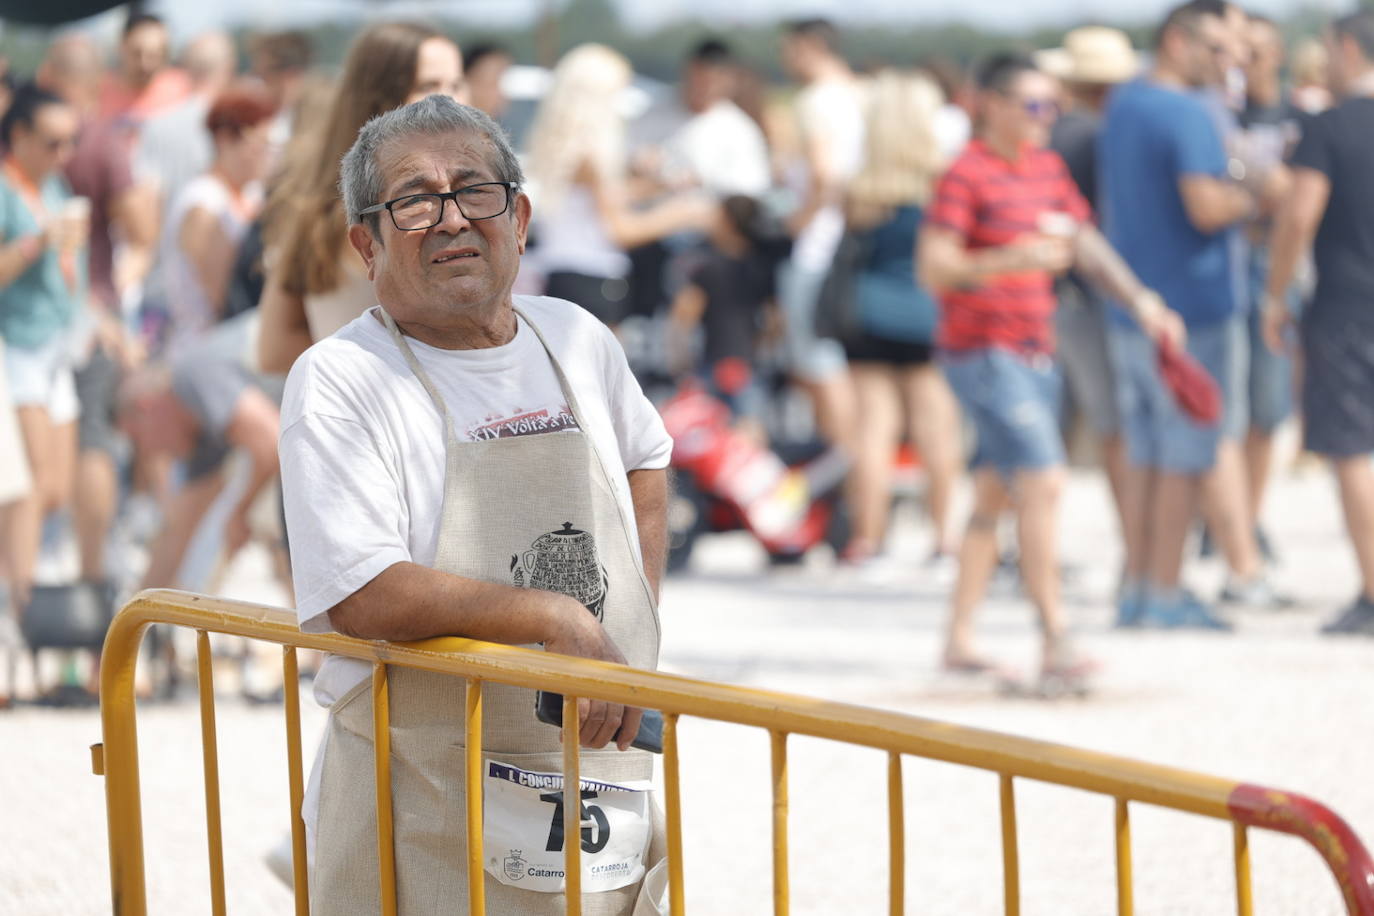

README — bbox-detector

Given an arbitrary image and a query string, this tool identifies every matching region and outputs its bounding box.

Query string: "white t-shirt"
[157,174,260,356]
[666,100,772,197]
[792,77,868,271]
[279,294,673,707]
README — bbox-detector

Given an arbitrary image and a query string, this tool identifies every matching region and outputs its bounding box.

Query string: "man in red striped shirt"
[918,53,1185,687]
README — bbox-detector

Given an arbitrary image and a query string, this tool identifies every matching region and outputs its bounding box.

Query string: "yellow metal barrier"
[96,589,1374,914]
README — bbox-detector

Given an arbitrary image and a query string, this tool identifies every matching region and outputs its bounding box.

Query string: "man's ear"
[513,192,532,255]
[348,223,380,280]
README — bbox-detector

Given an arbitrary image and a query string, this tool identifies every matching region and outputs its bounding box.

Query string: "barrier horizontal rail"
[97,589,1374,914]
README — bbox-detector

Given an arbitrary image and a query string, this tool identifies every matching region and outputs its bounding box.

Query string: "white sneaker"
[1219,575,1296,609]
[921,552,959,589]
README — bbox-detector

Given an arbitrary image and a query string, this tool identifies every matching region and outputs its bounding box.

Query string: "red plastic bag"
[1156,336,1221,426]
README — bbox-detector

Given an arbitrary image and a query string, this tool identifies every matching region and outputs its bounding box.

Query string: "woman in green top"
[0,84,86,615]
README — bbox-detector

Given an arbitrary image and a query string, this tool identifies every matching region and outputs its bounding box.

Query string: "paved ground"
[2,462,1372,915]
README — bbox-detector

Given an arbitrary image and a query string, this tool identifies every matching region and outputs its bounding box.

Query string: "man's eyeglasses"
[359,181,518,231]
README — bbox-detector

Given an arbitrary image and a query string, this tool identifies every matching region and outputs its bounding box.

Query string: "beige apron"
[310,306,665,914]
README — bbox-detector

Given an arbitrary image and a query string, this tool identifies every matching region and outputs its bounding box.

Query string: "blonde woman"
[840,69,962,573]
[257,23,465,373]
[524,44,711,328]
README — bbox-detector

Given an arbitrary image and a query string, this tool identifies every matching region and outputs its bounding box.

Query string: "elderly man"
[280,96,671,913]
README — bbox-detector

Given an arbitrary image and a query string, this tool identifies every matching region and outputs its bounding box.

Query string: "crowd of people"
[1,0,1373,708]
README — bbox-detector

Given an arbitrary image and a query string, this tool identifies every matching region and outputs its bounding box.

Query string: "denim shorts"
[1108,319,1231,474]
[942,347,1064,476]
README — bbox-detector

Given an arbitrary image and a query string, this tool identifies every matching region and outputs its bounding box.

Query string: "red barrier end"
[1228,784,1374,915]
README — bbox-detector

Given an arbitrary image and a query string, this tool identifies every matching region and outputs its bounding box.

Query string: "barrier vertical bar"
[465,679,485,916]
[1115,799,1133,916]
[373,664,398,916]
[771,730,790,916]
[888,753,905,916]
[282,647,310,915]
[1000,774,1020,916]
[1234,824,1253,916]
[195,631,227,916]
[563,694,583,916]
[99,608,148,914]
[663,712,686,916]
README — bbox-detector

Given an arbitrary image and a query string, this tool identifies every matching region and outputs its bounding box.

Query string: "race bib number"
[483,760,652,893]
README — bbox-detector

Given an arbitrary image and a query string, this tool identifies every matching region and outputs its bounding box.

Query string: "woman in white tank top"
[157,83,275,356]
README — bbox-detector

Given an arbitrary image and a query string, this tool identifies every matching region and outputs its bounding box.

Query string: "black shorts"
[1303,316,1374,458]
[843,332,934,367]
[544,271,631,327]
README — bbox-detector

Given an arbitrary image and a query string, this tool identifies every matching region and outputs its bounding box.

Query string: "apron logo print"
[511,522,609,620]
[502,850,527,881]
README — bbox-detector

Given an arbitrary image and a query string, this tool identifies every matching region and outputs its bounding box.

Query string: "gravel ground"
[2,465,1371,915]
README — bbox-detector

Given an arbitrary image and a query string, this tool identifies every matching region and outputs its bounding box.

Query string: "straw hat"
[1035,26,1140,85]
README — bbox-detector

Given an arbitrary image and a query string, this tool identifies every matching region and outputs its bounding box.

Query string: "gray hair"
[338,94,525,233]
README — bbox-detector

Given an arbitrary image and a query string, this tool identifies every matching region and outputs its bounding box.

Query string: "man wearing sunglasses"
[919,53,1183,690]
[278,95,671,913]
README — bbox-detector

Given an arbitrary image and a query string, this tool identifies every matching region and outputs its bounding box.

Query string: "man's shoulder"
[288,313,396,394]
[516,294,611,340]
[1110,79,1204,122]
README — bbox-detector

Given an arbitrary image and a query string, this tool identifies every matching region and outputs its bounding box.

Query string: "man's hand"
[1262,293,1295,355]
[1005,234,1075,275]
[1132,290,1187,352]
[542,597,644,752]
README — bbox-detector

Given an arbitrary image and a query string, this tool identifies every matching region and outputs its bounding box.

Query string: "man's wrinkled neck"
[383,299,519,350]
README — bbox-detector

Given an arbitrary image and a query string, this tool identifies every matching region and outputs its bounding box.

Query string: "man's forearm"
[1073,226,1146,313]
[328,560,579,643]
[628,467,669,602]
[1263,204,1312,304]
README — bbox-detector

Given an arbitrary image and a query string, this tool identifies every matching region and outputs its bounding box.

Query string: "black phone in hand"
[534,690,664,754]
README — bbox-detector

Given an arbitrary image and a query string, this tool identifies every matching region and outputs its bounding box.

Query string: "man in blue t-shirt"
[1098,0,1266,629]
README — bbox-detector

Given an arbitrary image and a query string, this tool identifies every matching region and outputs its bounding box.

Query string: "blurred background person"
[777,18,864,449]
[835,68,961,576]
[155,82,276,357]
[663,38,771,198]
[135,31,237,223]
[123,312,281,595]
[920,53,1183,680]
[257,22,465,374]
[1194,2,1294,610]
[1098,0,1266,628]
[666,194,784,440]
[524,43,712,331]
[1038,27,1139,558]
[247,30,315,161]
[0,85,86,615]
[463,42,512,122]
[98,11,189,128]
[1233,14,1302,573]
[37,36,155,596]
[0,329,33,708]
[1290,38,1334,115]
[1264,11,1374,636]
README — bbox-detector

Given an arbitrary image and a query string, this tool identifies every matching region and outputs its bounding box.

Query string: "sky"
[137,0,1354,42]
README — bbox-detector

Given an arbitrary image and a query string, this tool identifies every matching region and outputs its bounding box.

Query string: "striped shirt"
[927,139,1090,355]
